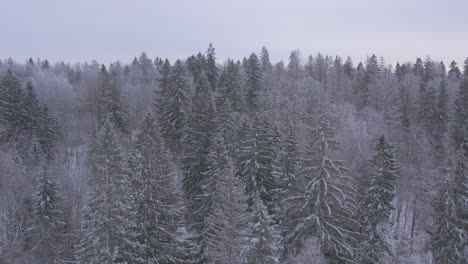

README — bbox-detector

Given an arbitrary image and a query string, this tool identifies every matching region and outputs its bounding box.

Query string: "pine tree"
[358,136,399,263]
[159,59,189,152]
[76,123,135,263]
[244,53,262,113]
[29,161,65,264]
[128,114,187,263]
[284,116,358,263]
[205,43,218,91]
[97,65,129,133]
[431,142,468,264]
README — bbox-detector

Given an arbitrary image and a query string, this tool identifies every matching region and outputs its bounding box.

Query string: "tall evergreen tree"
[435,78,449,159]
[29,161,65,264]
[128,114,187,263]
[182,72,216,256]
[275,127,302,230]
[244,193,281,264]
[236,118,276,212]
[76,123,135,263]
[159,59,189,152]
[0,69,25,140]
[358,136,399,263]
[216,59,245,113]
[205,43,218,91]
[431,141,468,264]
[201,135,250,264]
[244,53,262,112]
[284,116,358,263]
[97,65,129,134]
[451,78,468,148]
[36,105,60,160]
[260,46,273,73]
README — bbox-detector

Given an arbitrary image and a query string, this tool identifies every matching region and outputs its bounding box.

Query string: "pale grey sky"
[2,0,467,66]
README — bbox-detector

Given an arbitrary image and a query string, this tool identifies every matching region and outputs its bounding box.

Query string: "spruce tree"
[76,122,135,263]
[358,136,399,263]
[97,65,129,134]
[260,46,272,73]
[275,127,302,232]
[36,105,60,160]
[284,116,358,263]
[451,78,468,148]
[182,72,216,256]
[236,117,276,213]
[155,58,171,118]
[202,135,250,264]
[205,43,218,90]
[23,81,42,132]
[159,59,189,152]
[435,78,449,159]
[216,59,245,113]
[431,142,468,264]
[0,69,25,140]
[244,53,262,112]
[29,161,65,264]
[244,193,281,264]
[128,114,187,263]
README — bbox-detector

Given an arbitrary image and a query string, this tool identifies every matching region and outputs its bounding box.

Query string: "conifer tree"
[29,161,65,264]
[159,59,189,152]
[275,127,302,231]
[244,193,281,264]
[435,78,449,159]
[358,136,399,263]
[451,78,468,148]
[284,116,358,263]
[0,69,25,140]
[36,105,60,160]
[97,65,129,133]
[448,61,461,78]
[260,46,272,73]
[182,72,216,248]
[431,141,468,264]
[128,114,187,263]
[76,123,135,263]
[216,59,245,113]
[23,81,42,132]
[236,118,276,212]
[205,43,218,90]
[155,58,171,117]
[244,53,262,112]
[199,134,248,263]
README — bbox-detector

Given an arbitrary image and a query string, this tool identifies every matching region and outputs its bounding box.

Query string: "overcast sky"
[2,0,467,66]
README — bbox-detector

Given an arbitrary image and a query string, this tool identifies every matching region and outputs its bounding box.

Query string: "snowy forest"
[0,44,467,264]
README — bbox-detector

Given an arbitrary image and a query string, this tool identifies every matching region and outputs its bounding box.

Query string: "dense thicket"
[0,46,467,263]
